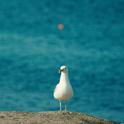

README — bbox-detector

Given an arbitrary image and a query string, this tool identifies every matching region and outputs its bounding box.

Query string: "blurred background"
[0,0,124,122]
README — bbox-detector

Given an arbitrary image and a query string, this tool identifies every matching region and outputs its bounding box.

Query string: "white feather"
[54,66,73,101]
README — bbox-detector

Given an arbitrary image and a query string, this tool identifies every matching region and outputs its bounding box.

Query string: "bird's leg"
[65,104,67,112]
[64,101,67,112]
[59,100,62,111]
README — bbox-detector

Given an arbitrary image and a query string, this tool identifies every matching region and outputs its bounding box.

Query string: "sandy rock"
[0,111,119,124]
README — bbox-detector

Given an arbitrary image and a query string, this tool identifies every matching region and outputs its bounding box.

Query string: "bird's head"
[59,65,68,73]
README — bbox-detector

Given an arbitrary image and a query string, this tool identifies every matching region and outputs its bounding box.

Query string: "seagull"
[54,65,73,111]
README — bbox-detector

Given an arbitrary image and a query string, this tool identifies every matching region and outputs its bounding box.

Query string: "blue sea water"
[0,0,124,122]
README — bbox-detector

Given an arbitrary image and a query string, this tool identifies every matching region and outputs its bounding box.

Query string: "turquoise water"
[0,0,124,122]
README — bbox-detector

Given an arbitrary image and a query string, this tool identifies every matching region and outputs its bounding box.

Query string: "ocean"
[0,0,124,122]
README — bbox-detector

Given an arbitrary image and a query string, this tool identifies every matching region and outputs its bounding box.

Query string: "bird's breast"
[54,83,73,100]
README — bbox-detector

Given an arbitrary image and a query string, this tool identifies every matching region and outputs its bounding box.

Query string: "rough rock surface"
[0,111,119,124]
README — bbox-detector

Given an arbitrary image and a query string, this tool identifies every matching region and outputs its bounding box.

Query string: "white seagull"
[54,65,73,111]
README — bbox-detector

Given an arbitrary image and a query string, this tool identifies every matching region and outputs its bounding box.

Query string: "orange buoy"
[58,23,64,30]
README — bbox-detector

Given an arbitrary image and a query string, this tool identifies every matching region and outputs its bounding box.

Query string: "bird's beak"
[59,69,61,73]
[59,69,64,73]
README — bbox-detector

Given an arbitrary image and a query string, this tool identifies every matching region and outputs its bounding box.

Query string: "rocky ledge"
[0,111,120,124]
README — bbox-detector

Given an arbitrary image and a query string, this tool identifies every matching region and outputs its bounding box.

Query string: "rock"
[0,111,120,124]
